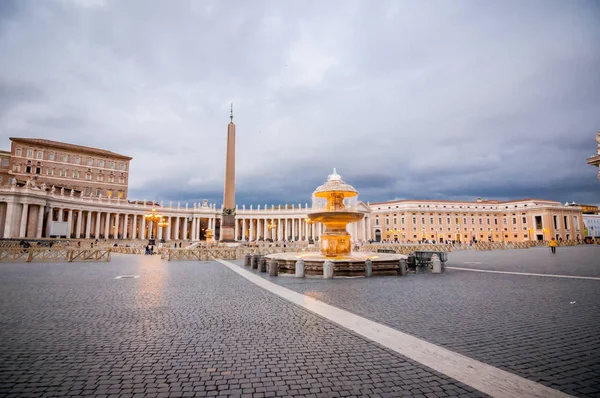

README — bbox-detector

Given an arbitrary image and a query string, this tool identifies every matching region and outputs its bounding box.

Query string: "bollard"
[365,259,372,277]
[268,259,279,276]
[259,257,267,272]
[399,258,407,276]
[323,260,334,279]
[431,254,442,274]
[251,254,260,269]
[244,254,252,267]
[295,259,305,278]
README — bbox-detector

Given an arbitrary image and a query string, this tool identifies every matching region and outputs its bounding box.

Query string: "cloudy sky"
[1,0,599,207]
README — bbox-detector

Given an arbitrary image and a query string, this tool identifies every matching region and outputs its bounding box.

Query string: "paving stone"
[246,246,600,397]
[0,255,486,398]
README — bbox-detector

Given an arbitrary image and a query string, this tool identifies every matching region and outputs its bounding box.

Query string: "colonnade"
[234,215,371,242]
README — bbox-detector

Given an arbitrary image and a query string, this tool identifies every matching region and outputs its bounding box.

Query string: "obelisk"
[220,104,236,241]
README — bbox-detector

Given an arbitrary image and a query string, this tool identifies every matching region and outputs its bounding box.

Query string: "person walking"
[549,237,557,254]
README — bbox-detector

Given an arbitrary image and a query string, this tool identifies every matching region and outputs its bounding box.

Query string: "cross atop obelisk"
[221,103,236,241]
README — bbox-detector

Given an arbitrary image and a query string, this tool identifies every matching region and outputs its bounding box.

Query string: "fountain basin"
[265,251,406,277]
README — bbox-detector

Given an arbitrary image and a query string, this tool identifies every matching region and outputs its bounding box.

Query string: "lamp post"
[144,208,163,241]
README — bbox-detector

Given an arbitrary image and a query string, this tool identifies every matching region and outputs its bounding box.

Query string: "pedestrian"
[549,237,557,254]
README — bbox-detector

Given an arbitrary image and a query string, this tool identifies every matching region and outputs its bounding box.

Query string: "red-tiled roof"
[9,137,132,160]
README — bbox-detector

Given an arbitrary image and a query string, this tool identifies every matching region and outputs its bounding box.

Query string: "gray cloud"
[0,0,599,206]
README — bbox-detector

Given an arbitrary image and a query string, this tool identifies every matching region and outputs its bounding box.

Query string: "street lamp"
[144,208,163,240]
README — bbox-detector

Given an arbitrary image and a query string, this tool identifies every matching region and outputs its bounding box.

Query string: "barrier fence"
[0,248,111,263]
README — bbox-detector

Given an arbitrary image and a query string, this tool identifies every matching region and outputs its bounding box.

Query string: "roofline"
[370,198,561,206]
[9,137,133,160]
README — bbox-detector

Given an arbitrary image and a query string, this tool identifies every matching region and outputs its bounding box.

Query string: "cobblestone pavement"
[446,246,600,277]
[241,247,600,397]
[0,255,485,398]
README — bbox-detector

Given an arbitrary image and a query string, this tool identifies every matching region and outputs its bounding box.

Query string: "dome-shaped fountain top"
[313,168,358,198]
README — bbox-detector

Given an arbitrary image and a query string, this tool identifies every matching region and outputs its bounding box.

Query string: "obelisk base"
[220,214,236,242]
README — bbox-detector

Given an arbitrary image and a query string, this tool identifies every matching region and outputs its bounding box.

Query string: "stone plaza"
[1,245,599,398]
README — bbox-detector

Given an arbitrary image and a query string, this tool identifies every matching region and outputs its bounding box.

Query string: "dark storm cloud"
[0,0,599,206]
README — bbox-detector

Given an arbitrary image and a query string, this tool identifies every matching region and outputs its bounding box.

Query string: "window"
[471,218,475,224]
[120,162,127,171]
[421,217,425,224]
[412,217,416,224]
[393,217,397,225]
[46,168,54,176]
[48,152,56,161]
[494,218,498,225]
[97,174,104,181]
[59,169,67,177]
[487,218,490,225]
[85,173,92,180]
[74,156,81,165]
[73,170,80,178]
[563,216,569,229]
[61,154,68,162]
[36,151,43,159]
[13,164,20,172]
[522,217,527,224]
[430,217,434,224]
[83,187,91,195]
[0,176,2,184]
[1,157,8,167]
[108,175,115,183]
[479,218,482,225]
[447,217,451,224]
[119,177,125,184]
[512,218,517,224]
[107,189,113,198]
[503,218,508,225]
[401,217,405,224]
[15,148,22,156]
[97,160,105,167]
[386,219,389,225]
[109,161,115,169]
[95,188,102,196]
[87,158,93,166]
[27,149,33,157]
[375,219,379,226]
[574,216,579,230]
[439,217,442,224]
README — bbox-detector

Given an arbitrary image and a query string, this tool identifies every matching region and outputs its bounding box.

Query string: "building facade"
[0,137,586,242]
[369,198,584,243]
[7,138,132,199]
[0,183,585,242]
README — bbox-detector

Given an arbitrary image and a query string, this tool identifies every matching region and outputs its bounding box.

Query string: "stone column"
[278,218,283,241]
[66,209,73,238]
[175,217,180,240]
[19,203,29,238]
[123,214,129,239]
[85,211,92,239]
[183,218,188,240]
[249,219,254,241]
[75,210,83,238]
[36,205,44,238]
[131,214,137,239]
[95,212,101,239]
[140,216,146,240]
[58,208,64,222]
[3,202,15,238]
[164,217,170,241]
[312,223,315,239]
[263,218,267,240]
[104,212,111,238]
[234,219,239,240]
[191,217,197,240]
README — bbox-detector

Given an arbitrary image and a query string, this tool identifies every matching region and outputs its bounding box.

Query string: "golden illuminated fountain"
[309,169,364,257]
[265,169,405,276]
